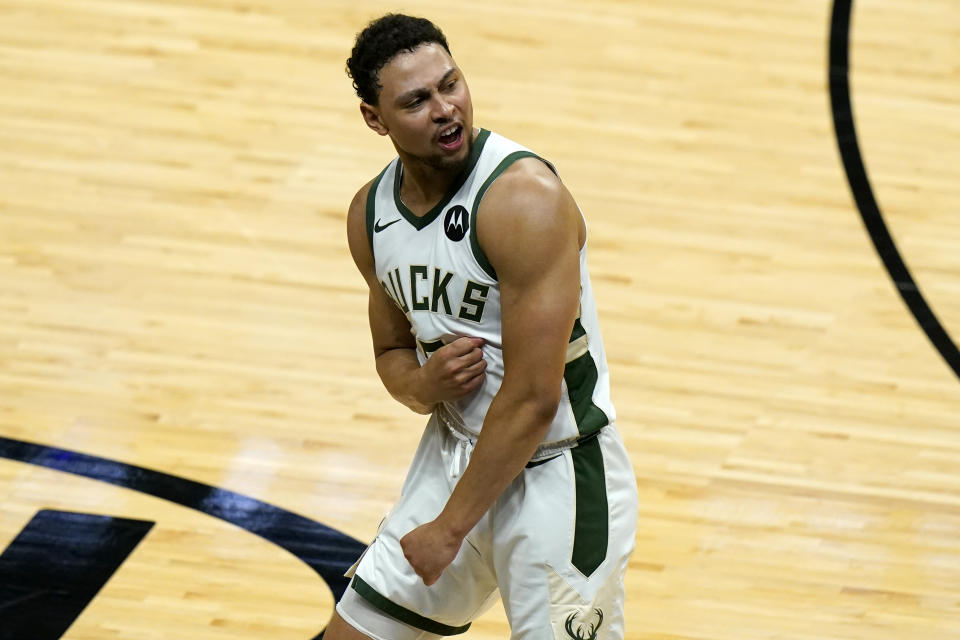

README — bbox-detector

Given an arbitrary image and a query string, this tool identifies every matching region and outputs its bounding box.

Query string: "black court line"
[829,0,960,381]
[0,510,154,640]
[0,436,365,639]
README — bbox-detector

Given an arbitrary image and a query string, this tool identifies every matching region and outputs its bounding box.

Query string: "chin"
[429,157,465,172]
[430,142,472,171]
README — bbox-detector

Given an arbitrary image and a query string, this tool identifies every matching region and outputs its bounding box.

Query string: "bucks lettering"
[381,266,489,322]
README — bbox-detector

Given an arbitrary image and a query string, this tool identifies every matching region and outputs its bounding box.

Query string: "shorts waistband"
[435,403,605,465]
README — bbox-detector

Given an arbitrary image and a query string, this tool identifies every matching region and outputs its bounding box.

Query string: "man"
[325,13,638,640]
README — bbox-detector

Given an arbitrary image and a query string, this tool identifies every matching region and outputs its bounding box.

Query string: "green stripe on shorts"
[351,575,472,636]
[563,349,609,436]
[571,435,608,577]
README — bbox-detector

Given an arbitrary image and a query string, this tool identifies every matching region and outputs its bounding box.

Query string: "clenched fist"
[417,337,487,404]
[400,519,463,586]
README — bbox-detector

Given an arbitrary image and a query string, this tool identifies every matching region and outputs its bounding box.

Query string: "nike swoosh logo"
[373,218,402,233]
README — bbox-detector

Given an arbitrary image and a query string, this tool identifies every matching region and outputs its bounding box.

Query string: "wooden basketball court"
[1,1,958,638]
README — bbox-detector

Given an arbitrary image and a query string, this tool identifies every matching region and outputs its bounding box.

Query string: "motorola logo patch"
[444,205,469,242]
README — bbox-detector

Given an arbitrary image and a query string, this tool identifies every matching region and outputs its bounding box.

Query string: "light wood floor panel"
[851,0,960,345]
[1,0,958,638]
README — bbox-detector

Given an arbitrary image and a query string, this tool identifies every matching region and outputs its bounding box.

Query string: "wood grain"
[0,1,957,638]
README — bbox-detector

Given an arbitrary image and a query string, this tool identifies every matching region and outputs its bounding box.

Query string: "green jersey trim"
[571,317,587,341]
[571,434,609,577]
[365,167,389,254]
[468,150,540,279]
[392,129,492,230]
[563,317,609,437]
[351,576,472,636]
[564,351,609,436]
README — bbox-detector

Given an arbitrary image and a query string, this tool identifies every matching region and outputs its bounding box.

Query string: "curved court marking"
[829,0,960,381]
[0,435,365,639]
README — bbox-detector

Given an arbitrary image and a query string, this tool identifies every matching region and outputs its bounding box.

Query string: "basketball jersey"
[366,129,614,449]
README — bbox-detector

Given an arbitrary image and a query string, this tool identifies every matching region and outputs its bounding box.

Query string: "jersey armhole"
[469,152,555,280]
[364,167,389,258]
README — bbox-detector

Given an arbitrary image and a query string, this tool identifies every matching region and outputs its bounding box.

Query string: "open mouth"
[437,124,464,150]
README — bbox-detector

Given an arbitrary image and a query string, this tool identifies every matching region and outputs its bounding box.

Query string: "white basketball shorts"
[336,413,639,640]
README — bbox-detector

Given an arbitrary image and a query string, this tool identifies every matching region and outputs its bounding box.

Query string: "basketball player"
[325,14,639,640]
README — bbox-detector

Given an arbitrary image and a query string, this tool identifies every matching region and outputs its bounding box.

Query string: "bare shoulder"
[479,156,569,223]
[478,157,583,263]
[478,156,582,278]
[346,177,379,281]
[347,178,376,236]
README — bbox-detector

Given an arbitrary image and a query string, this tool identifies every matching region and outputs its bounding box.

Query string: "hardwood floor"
[0,1,957,638]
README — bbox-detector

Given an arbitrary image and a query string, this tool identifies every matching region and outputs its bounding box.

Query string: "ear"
[360,103,389,136]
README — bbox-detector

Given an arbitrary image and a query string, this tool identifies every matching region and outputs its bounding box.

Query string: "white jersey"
[366,129,614,450]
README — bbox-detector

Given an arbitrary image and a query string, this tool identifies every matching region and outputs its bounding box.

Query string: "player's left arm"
[400,157,583,584]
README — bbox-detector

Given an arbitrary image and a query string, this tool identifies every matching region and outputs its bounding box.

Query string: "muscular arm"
[400,158,585,583]
[346,183,487,415]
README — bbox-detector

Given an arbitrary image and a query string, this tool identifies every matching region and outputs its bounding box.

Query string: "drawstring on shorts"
[449,431,475,478]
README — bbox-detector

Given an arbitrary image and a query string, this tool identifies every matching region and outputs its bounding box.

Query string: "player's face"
[363,43,474,172]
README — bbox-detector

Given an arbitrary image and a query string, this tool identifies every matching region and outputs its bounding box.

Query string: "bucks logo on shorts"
[564,608,604,640]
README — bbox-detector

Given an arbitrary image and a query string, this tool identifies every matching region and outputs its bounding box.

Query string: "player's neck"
[395,158,462,217]
[395,129,478,216]
[400,165,452,216]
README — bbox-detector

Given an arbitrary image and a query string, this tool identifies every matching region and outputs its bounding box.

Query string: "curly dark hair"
[346,14,451,105]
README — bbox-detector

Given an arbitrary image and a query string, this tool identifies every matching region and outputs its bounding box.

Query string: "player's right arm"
[346,183,486,415]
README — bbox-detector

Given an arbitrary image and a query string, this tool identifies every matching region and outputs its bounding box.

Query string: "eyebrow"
[394,68,458,107]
